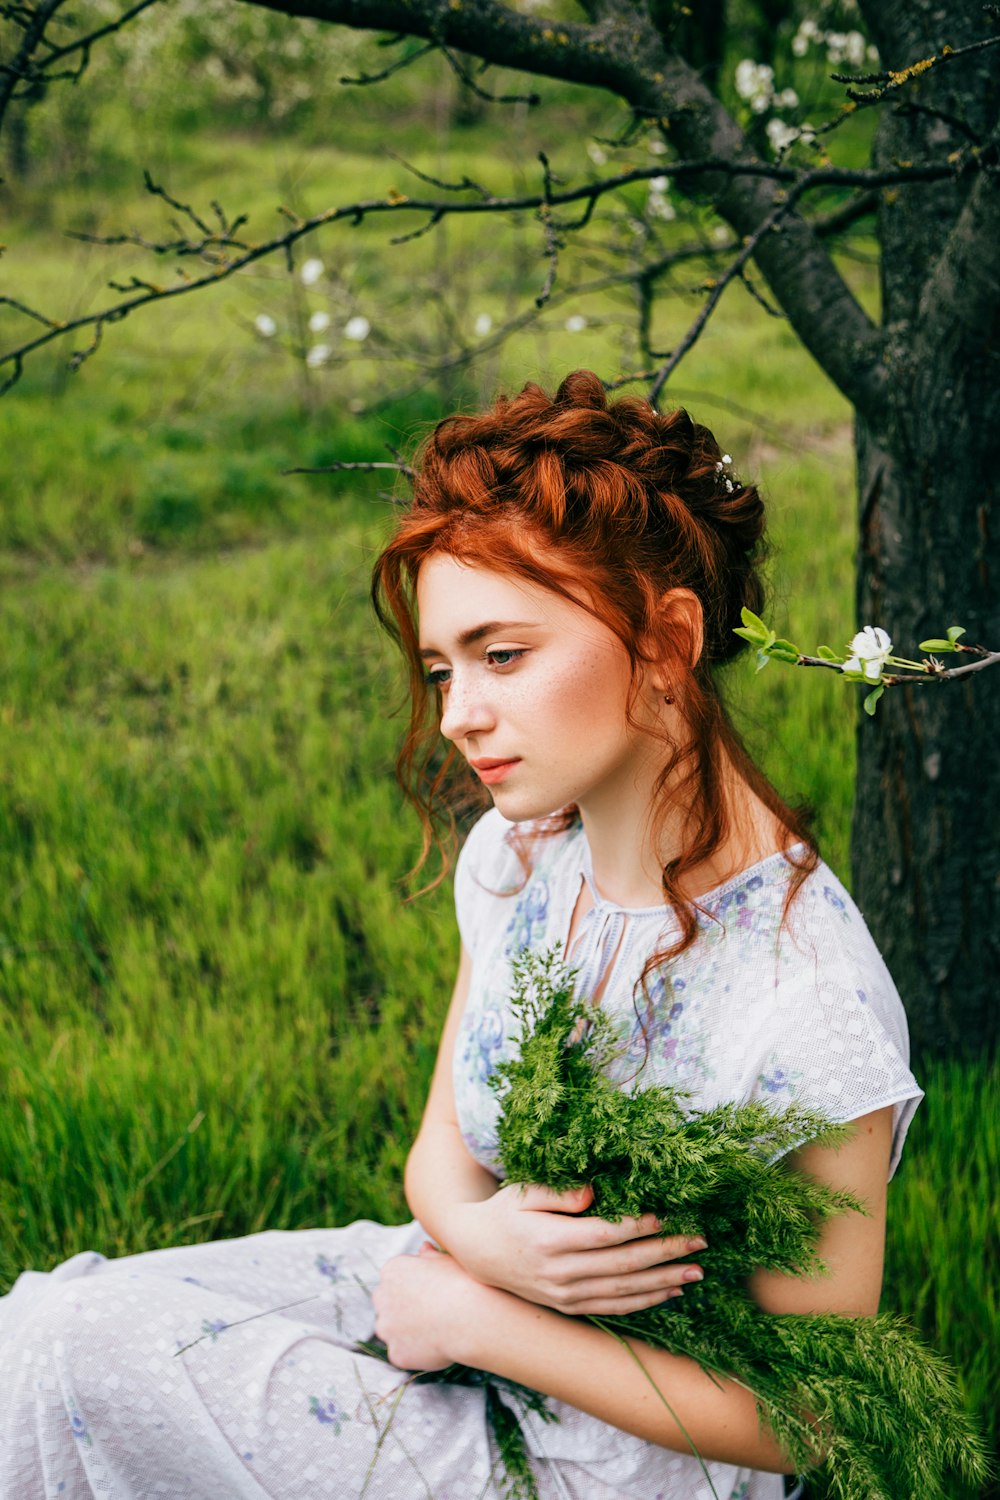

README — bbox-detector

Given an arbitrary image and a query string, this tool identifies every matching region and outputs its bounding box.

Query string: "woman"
[0,372,921,1499]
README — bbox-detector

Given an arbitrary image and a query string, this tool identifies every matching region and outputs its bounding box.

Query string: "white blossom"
[647,175,676,221]
[565,314,587,333]
[474,313,493,337]
[647,138,667,156]
[842,626,893,681]
[776,87,799,109]
[254,313,277,337]
[300,258,324,287]
[305,343,332,368]
[825,31,851,64]
[587,142,608,166]
[845,30,867,66]
[767,118,800,155]
[308,310,331,334]
[734,58,774,113]
[792,17,819,55]
[344,316,371,342]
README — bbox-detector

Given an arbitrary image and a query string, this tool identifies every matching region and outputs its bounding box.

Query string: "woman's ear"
[645,588,705,693]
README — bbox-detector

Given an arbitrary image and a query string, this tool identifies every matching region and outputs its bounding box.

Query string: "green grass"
[0,100,995,1494]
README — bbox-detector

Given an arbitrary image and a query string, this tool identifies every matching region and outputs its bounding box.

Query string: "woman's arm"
[380,1104,895,1473]
[403,947,501,1224]
[404,948,704,1313]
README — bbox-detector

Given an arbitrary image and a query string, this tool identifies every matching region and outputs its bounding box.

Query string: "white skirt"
[0,1222,785,1500]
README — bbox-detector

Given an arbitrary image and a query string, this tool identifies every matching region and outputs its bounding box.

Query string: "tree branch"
[830,31,1000,104]
[0,0,66,133]
[235,0,635,93]
[796,648,1000,685]
[0,155,969,396]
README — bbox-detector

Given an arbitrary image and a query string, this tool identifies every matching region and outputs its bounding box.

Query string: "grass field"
[1,90,996,1496]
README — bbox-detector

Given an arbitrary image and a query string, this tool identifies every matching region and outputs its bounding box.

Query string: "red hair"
[371,370,816,989]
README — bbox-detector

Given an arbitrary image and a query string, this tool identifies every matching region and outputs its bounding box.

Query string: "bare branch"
[29,0,161,77]
[738,270,782,319]
[440,45,538,106]
[534,151,561,309]
[0,0,66,134]
[0,150,983,395]
[234,0,985,421]
[831,31,1000,103]
[809,190,879,238]
[340,39,435,85]
[647,164,869,405]
[282,459,416,478]
[0,295,62,329]
[0,0,161,122]
[383,149,490,199]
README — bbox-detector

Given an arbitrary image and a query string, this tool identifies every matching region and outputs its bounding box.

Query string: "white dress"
[0,809,922,1500]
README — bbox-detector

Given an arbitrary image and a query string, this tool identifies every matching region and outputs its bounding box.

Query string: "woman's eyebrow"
[418,620,538,658]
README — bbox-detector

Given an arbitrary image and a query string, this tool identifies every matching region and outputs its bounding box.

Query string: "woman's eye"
[425,667,452,688]
[485,649,526,669]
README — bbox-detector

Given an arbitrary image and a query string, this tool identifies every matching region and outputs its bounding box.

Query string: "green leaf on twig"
[817,645,842,662]
[920,626,967,653]
[739,606,769,638]
[863,684,884,716]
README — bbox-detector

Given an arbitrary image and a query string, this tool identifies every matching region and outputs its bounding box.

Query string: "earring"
[663,690,674,706]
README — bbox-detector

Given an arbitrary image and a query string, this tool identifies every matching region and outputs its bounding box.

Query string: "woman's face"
[416,553,662,823]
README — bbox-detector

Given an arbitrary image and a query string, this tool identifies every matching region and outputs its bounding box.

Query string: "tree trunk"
[853,420,999,1060]
[852,1,1000,1060]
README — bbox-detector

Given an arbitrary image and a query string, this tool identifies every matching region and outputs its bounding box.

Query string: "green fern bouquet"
[487,949,988,1500]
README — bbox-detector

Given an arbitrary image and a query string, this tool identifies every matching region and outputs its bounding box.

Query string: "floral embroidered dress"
[0,809,922,1500]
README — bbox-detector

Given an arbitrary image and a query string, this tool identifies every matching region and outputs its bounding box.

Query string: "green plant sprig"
[483,949,990,1500]
[734,609,1000,716]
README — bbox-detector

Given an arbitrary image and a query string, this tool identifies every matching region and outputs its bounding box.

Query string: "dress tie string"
[568,875,628,1003]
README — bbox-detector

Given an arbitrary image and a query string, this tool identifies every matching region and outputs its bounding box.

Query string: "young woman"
[0,372,921,1500]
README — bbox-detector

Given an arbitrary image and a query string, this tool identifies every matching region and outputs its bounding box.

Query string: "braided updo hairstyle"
[372,370,815,968]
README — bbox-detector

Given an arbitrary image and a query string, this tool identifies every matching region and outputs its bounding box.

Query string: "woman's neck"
[577,753,785,910]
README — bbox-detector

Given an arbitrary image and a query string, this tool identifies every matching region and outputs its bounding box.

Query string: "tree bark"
[852,0,1000,1059]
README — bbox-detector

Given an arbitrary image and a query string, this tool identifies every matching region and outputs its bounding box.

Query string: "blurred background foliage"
[1,1,996,1491]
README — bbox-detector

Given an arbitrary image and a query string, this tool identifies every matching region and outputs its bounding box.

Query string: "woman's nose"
[438,672,495,742]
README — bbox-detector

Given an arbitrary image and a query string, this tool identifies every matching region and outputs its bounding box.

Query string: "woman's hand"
[372,1242,509,1372]
[439,1182,706,1315]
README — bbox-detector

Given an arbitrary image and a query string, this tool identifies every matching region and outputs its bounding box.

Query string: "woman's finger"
[512,1183,595,1213]
[557,1262,704,1305]
[566,1288,688,1316]
[565,1232,706,1280]
[533,1210,665,1253]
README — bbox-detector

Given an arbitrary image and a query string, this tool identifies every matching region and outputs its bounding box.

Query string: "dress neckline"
[573,821,804,917]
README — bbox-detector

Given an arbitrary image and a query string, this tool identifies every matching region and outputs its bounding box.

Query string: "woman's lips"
[470,758,520,785]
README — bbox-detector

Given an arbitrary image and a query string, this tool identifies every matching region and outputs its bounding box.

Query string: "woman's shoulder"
[734,856,922,1174]
[784,859,900,996]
